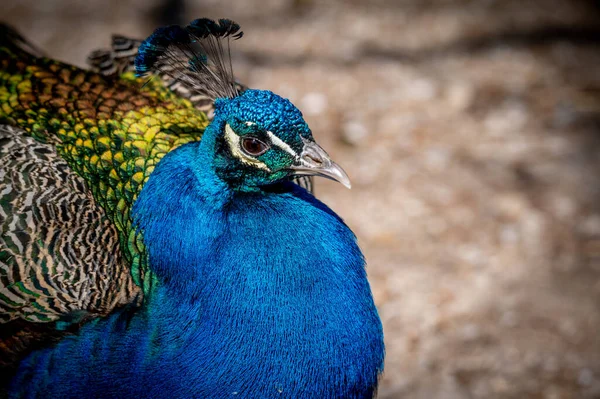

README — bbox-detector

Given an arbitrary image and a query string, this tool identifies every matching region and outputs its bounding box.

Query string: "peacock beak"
[289,137,352,189]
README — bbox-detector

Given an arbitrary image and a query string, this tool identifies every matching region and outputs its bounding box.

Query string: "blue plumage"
[6,19,384,398]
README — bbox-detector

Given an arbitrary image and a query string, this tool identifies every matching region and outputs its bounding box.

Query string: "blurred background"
[4,0,600,397]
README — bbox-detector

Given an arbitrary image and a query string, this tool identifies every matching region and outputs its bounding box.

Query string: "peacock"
[0,19,384,398]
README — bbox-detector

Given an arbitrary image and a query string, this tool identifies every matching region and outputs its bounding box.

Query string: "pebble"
[579,368,594,387]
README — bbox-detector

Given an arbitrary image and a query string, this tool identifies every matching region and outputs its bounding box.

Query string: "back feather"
[0,124,141,381]
[88,35,141,76]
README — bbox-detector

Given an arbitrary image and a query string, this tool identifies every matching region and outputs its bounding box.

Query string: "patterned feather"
[0,124,140,324]
[0,124,140,377]
[88,35,142,76]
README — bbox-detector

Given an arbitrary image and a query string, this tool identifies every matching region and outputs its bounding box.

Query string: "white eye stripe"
[266,131,297,157]
[240,121,298,158]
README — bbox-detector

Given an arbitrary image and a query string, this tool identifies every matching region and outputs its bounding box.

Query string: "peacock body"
[0,19,384,398]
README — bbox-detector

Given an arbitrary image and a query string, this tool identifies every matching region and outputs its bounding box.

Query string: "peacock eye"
[241,137,269,157]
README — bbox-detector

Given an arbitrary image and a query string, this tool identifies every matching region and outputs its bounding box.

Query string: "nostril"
[303,153,323,166]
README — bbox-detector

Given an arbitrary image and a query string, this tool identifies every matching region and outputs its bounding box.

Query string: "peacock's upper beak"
[289,137,351,189]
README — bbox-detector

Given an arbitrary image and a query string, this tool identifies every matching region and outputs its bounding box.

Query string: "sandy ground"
[3,0,600,397]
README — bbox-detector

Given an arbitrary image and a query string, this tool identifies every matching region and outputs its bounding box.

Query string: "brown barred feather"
[0,124,141,370]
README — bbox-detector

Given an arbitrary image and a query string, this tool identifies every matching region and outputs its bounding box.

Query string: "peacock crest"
[135,18,244,101]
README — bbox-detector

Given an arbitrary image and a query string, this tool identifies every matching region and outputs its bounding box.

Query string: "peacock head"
[210,89,349,191]
[135,18,350,192]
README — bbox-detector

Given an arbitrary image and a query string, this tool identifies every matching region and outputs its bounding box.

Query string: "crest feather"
[134,19,243,101]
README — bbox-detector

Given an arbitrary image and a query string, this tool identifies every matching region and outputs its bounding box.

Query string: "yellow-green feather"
[0,45,209,292]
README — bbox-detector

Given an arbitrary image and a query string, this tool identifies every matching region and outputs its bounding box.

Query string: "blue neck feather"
[10,122,384,398]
